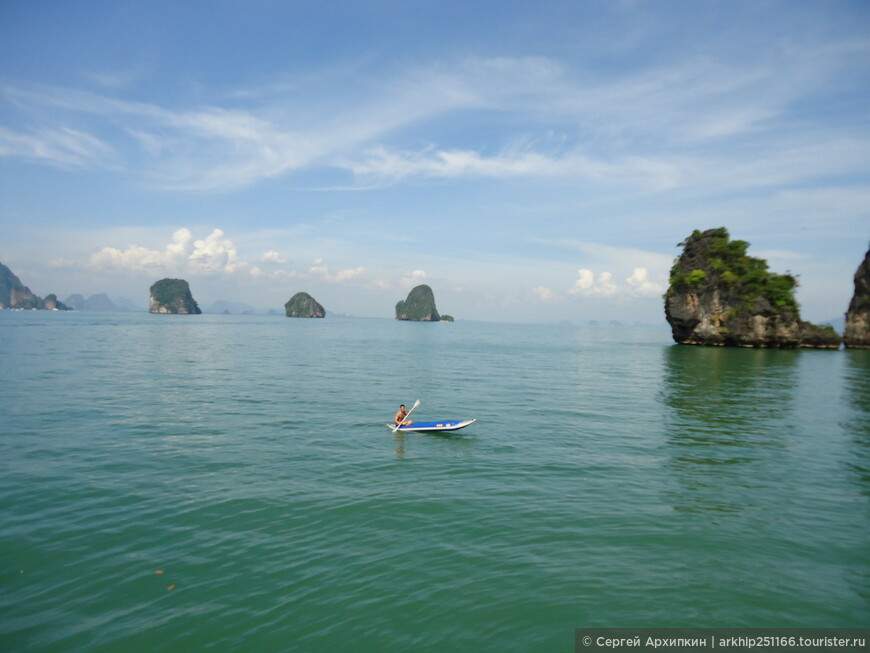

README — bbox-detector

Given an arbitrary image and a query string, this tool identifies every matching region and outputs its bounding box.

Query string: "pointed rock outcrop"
[395,284,441,321]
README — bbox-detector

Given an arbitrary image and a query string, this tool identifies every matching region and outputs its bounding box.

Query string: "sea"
[1,311,868,652]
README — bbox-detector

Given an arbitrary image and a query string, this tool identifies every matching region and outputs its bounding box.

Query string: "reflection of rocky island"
[149,278,201,314]
[395,284,442,321]
[0,261,70,310]
[844,245,870,349]
[284,292,325,318]
[664,228,840,349]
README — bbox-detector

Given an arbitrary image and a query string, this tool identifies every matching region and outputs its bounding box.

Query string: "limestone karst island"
[0,261,69,310]
[395,284,453,321]
[284,292,325,318]
[844,246,870,349]
[149,278,201,314]
[664,228,843,349]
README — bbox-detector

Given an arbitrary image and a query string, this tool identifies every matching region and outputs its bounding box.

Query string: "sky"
[1,0,868,323]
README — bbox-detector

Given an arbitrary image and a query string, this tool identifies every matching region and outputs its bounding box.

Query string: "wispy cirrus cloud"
[0,125,115,169]
[1,35,867,194]
[348,144,682,191]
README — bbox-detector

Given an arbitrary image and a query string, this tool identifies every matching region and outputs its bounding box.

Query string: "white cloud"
[251,265,296,279]
[308,262,365,283]
[572,269,594,293]
[3,38,867,195]
[258,250,287,264]
[90,228,190,271]
[0,126,115,169]
[625,267,664,297]
[190,229,243,273]
[533,286,554,301]
[400,269,428,288]
[329,266,365,282]
[90,227,243,276]
[570,269,618,296]
[349,145,681,191]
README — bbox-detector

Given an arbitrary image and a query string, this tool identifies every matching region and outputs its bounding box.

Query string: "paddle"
[392,398,420,432]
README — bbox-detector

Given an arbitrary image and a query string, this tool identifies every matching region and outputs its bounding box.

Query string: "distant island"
[0,261,70,310]
[395,284,443,321]
[284,292,325,318]
[149,278,201,314]
[844,245,870,349]
[664,228,840,349]
[64,293,141,312]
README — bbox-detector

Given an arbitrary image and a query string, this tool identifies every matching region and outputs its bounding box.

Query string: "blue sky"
[1,1,868,322]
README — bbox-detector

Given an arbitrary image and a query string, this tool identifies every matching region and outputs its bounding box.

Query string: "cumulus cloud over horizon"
[400,269,428,289]
[570,269,618,296]
[567,266,663,298]
[625,267,665,297]
[90,227,243,276]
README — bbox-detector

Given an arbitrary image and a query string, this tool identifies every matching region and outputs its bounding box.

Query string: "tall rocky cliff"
[664,228,840,349]
[396,284,441,321]
[844,245,870,349]
[0,262,41,309]
[149,278,201,314]
[0,261,68,310]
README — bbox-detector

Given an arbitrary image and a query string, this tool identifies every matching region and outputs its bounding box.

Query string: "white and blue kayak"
[387,418,477,433]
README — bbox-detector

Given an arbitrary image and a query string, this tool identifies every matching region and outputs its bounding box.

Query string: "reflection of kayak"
[387,418,477,433]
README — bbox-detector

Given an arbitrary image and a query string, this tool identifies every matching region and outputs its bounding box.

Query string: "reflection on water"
[394,431,406,458]
[843,350,870,418]
[843,350,870,492]
[661,345,799,450]
[660,345,799,515]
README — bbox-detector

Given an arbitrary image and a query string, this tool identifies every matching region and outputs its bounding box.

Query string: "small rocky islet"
[395,284,453,321]
[148,278,201,314]
[284,292,325,318]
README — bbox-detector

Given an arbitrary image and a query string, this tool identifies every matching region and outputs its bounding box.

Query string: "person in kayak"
[394,404,413,427]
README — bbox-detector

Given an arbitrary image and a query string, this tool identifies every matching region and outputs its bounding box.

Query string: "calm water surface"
[1,312,868,651]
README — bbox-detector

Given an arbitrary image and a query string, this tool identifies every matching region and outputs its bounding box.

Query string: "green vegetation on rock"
[396,284,441,321]
[665,227,839,349]
[284,292,325,318]
[149,278,201,314]
[668,227,799,313]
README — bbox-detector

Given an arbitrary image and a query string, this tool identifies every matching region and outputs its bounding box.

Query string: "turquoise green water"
[1,312,868,651]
